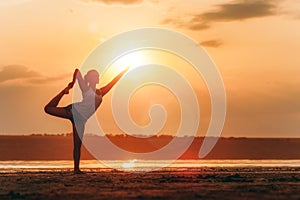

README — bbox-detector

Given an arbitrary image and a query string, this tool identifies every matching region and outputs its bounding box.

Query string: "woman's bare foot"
[74,170,85,174]
[63,82,74,94]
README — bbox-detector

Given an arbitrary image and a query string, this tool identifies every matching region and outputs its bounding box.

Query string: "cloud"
[0,65,40,83]
[163,0,277,30]
[0,65,69,85]
[200,39,223,48]
[198,0,276,22]
[28,74,69,84]
[80,0,143,5]
[188,22,210,31]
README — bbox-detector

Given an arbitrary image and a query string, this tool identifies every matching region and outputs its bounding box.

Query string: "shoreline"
[1,167,299,199]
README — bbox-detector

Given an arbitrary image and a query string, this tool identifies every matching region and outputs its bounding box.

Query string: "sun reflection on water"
[122,159,137,169]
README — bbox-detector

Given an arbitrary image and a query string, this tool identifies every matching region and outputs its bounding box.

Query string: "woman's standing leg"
[72,121,85,174]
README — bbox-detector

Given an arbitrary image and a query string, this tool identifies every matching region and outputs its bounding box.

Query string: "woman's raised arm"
[74,69,88,93]
[99,67,129,96]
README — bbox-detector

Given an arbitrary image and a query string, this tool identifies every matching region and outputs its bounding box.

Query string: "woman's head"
[84,70,99,86]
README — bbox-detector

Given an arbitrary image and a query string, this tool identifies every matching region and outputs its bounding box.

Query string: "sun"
[110,50,149,73]
[118,51,146,69]
[100,50,149,83]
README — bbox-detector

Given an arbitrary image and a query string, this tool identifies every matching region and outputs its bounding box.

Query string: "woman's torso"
[73,87,102,120]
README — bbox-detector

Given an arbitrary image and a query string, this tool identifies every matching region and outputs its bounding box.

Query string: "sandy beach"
[1,167,299,199]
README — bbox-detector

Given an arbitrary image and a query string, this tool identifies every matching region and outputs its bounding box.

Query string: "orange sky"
[0,0,300,137]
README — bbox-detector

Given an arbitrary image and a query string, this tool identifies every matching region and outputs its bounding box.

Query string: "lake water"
[0,160,299,172]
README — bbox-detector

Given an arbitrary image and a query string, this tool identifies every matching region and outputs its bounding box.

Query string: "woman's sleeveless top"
[73,88,102,121]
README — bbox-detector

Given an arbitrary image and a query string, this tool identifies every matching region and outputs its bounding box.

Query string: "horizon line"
[0,133,299,139]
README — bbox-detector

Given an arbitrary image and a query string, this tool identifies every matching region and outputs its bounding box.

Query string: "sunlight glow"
[117,51,146,70]
[111,51,149,72]
[100,50,151,83]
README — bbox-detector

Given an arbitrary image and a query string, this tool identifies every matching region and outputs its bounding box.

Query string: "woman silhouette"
[44,68,128,174]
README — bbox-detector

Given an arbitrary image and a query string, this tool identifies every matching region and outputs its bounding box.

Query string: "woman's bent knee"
[44,106,50,114]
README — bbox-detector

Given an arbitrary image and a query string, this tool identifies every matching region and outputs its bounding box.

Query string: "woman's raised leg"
[44,83,73,119]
